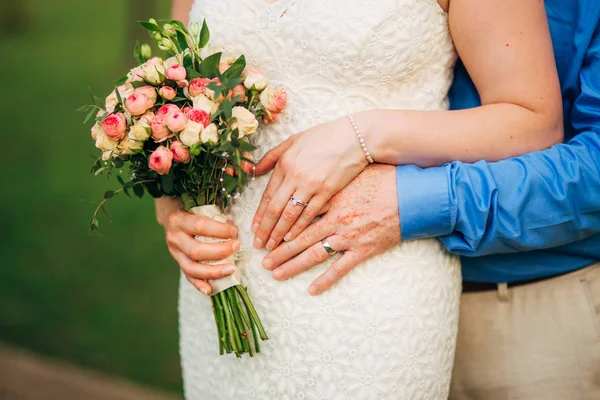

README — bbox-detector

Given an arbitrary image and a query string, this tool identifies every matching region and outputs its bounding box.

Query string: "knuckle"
[189,246,204,261]
[266,202,281,217]
[194,218,205,233]
[309,246,324,263]
[167,212,180,228]
[262,190,274,204]
[332,263,347,277]
[165,231,176,247]
[282,208,297,222]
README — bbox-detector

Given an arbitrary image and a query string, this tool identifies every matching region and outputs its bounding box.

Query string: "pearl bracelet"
[347,113,374,164]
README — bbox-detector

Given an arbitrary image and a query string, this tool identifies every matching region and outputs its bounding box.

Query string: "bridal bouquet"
[80,18,287,357]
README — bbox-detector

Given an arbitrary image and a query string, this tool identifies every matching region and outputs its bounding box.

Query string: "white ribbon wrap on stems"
[189,205,242,296]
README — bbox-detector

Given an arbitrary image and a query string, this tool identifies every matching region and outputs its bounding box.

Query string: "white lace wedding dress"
[180,1,461,399]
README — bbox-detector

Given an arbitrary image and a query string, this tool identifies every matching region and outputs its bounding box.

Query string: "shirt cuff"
[396,165,453,241]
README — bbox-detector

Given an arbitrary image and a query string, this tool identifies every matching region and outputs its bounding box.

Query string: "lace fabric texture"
[180,1,461,398]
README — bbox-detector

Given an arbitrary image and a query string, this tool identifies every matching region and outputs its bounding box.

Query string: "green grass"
[0,0,184,393]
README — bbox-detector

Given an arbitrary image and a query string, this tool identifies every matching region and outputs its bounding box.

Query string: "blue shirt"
[396,0,600,283]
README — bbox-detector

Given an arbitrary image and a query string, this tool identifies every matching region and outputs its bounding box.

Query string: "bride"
[158,0,562,398]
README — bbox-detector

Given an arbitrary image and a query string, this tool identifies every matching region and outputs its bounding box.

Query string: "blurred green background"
[0,0,184,394]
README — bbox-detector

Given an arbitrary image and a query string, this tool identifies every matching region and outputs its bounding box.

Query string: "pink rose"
[102,112,127,140]
[227,84,248,103]
[156,103,179,116]
[166,64,186,81]
[166,110,187,132]
[260,86,287,122]
[149,146,173,175]
[241,151,254,174]
[224,166,235,176]
[159,86,176,100]
[125,93,150,116]
[134,86,157,105]
[186,109,210,127]
[151,114,170,141]
[188,77,211,98]
[182,106,193,115]
[170,141,191,163]
[139,111,155,124]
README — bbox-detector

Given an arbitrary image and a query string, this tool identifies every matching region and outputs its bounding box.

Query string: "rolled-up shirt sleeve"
[397,27,600,257]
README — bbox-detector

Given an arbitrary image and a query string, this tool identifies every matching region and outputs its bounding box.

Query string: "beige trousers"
[449,263,600,400]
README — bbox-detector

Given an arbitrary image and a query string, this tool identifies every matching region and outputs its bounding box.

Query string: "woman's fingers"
[308,251,363,296]
[254,134,298,175]
[185,276,212,296]
[270,235,345,281]
[253,182,295,249]
[169,231,240,262]
[169,211,238,239]
[283,194,330,242]
[172,250,236,295]
[265,189,314,250]
[252,164,285,233]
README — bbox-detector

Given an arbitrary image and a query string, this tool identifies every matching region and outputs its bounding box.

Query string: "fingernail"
[266,239,276,251]
[232,241,241,252]
[308,284,319,296]
[254,237,263,249]
[252,223,259,233]
[231,226,238,239]
[262,258,273,270]
[222,265,235,275]
[283,233,292,242]
[272,268,284,280]
[200,288,208,295]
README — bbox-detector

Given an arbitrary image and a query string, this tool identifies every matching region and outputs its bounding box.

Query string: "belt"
[462,274,560,293]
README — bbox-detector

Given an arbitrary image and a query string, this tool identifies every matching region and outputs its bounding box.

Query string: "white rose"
[128,119,151,141]
[179,121,203,147]
[95,129,118,151]
[231,107,258,137]
[105,83,134,113]
[243,67,268,91]
[118,137,144,155]
[192,94,219,114]
[200,123,219,144]
[142,58,166,84]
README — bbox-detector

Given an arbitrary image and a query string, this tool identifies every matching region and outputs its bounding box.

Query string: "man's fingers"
[270,235,345,281]
[308,252,363,296]
[262,218,334,270]
[169,211,237,239]
[254,135,297,175]
[169,231,239,262]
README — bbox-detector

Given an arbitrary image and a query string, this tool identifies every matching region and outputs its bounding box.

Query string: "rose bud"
[188,77,211,98]
[166,110,187,132]
[189,144,201,156]
[224,166,235,176]
[140,44,152,59]
[166,64,186,81]
[102,112,127,140]
[243,66,268,91]
[241,151,254,174]
[125,93,150,116]
[179,121,203,147]
[231,107,258,137]
[227,84,248,103]
[187,109,210,127]
[134,86,157,105]
[148,146,173,175]
[170,140,191,163]
[128,119,151,141]
[156,103,179,116]
[151,114,170,142]
[192,94,218,114]
[159,86,177,101]
[200,123,219,144]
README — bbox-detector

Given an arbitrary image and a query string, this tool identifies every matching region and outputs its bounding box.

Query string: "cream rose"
[142,57,166,85]
[200,123,219,144]
[128,119,151,141]
[95,129,118,152]
[243,66,268,91]
[118,137,143,156]
[192,94,218,115]
[230,107,258,137]
[179,121,203,147]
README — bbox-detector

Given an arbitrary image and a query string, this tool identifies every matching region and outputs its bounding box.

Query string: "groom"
[252,2,600,399]
[159,1,600,398]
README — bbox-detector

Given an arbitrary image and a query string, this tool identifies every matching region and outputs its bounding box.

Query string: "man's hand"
[261,164,401,295]
[156,197,240,296]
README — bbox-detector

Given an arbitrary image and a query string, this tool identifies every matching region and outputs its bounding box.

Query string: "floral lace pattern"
[180,1,461,398]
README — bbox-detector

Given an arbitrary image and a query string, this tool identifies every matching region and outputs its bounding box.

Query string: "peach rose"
[125,93,150,116]
[230,107,258,137]
[134,86,157,105]
[260,86,287,118]
[241,151,254,174]
[149,146,172,175]
[200,123,219,144]
[243,66,268,91]
[166,64,186,81]
[159,86,176,100]
[170,140,191,163]
[166,110,187,132]
[188,77,211,98]
[227,84,248,103]
[224,166,235,176]
[102,112,127,140]
[151,114,170,142]
[179,121,203,147]
[139,111,155,124]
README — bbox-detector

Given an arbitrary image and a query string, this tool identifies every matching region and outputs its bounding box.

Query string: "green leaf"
[198,52,221,79]
[104,190,116,199]
[199,19,210,48]
[160,174,174,194]
[181,193,197,211]
[114,75,128,86]
[185,67,202,80]
[114,87,123,105]
[100,205,113,223]
[117,175,125,185]
[238,140,257,152]
[139,21,161,32]
[112,158,124,168]
[133,41,142,64]
[131,81,147,89]
[94,167,106,176]
[83,107,96,124]
[176,30,189,52]
[76,105,90,112]
[221,55,246,80]
[133,184,145,198]
[222,174,238,193]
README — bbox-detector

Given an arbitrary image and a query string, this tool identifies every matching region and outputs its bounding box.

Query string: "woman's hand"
[157,197,240,296]
[252,115,369,251]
